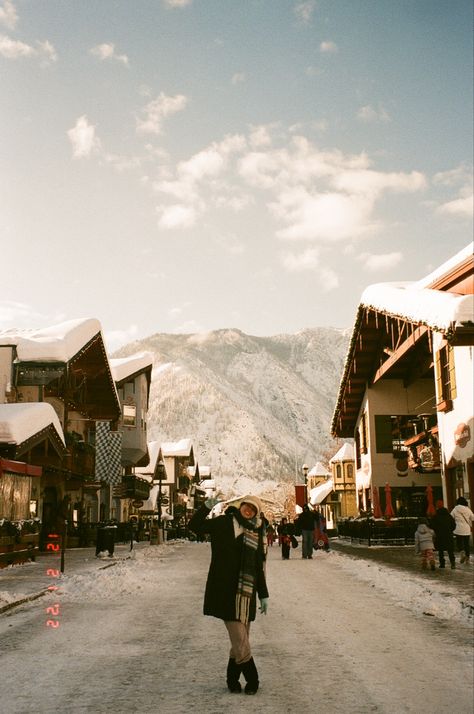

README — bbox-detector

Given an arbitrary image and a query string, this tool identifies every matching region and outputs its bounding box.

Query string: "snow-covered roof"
[360,283,473,332]
[200,478,216,490]
[135,441,161,475]
[162,438,193,457]
[309,478,334,505]
[330,442,354,463]
[308,461,330,477]
[0,403,65,446]
[416,243,473,289]
[0,318,103,362]
[109,352,154,383]
[139,484,159,511]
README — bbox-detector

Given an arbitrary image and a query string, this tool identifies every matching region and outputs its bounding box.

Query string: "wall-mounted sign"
[454,423,471,449]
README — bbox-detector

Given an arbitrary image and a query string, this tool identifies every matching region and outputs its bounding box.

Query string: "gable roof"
[0,318,103,362]
[330,442,354,463]
[0,403,65,446]
[110,352,154,384]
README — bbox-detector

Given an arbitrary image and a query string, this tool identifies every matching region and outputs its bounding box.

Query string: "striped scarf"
[233,511,262,624]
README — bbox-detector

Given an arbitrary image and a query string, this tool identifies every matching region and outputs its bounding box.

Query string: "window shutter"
[448,345,457,400]
[434,350,443,403]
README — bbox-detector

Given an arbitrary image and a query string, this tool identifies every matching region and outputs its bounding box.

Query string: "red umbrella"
[372,485,382,518]
[384,483,395,520]
[426,485,436,517]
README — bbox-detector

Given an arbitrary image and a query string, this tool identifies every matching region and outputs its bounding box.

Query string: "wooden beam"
[373,326,429,383]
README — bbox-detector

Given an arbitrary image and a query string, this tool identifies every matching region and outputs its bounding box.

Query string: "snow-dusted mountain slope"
[113,327,349,498]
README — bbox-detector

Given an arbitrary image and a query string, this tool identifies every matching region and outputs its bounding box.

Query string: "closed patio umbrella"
[384,483,395,520]
[372,485,382,518]
[425,484,436,517]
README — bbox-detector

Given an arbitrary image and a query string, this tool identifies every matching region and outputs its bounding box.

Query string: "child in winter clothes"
[415,517,436,571]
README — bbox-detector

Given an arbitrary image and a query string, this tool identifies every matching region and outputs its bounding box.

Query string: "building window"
[336,464,342,479]
[435,344,456,412]
[123,404,136,427]
[375,415,415,455]
[346,464,354,479]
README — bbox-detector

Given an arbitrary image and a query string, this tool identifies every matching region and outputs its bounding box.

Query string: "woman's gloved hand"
[204,497,220,510]
[259,597,269,615]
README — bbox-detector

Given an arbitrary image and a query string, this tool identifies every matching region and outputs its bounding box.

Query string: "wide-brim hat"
[225,494,264,516]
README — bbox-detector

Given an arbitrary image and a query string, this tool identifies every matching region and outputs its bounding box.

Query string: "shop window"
[123,404,136,427]
[435,344,456,412]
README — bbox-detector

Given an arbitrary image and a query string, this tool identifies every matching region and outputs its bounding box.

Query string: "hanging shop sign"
[454,423,471,449]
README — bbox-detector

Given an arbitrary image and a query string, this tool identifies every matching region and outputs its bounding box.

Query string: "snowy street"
[1,541,473,714]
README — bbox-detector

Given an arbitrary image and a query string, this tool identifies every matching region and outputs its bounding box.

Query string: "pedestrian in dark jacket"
[431,500,456,569]
[277,517,292,559]
[295,504,317,558]
[188,494,269,695]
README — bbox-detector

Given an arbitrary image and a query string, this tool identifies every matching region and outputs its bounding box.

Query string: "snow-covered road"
[0,542,472,714]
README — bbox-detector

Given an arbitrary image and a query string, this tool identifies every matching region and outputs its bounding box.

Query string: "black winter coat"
[431,507,455,549]
[188,505,269,622]
[295,510,317,532]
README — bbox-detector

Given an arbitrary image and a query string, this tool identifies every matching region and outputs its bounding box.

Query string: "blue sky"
[1,0,472,350]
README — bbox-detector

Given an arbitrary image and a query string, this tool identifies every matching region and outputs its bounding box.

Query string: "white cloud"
[157,203,197,229]
[0,1,18,30]
[320,40,338,54]
[163,0,192,7]
[103,324,139,352]
[437,194,473,218]
[249,125,273,148]
[90,42,129,66]
[318,266,340,291]
[294,1,316,25]
[0,33,33,58]
[280,247,320,271]
[272,188,376,242]
[136,92,188,135]
[231,72,246,85]
[0,34,57,63]
[359,251,403,271]
[67,115,102,159]
[357,104,390,123]
[433,164,473,218]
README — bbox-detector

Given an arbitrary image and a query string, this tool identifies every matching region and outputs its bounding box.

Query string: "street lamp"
[302,464,309,504]
[156,459,165,543]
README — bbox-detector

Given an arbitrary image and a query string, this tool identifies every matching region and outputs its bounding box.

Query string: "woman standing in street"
[450,496,474,564]
[188,494,269,695]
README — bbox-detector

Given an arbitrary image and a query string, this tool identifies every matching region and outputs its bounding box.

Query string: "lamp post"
[302,464,309,503]
[156,459,165,544]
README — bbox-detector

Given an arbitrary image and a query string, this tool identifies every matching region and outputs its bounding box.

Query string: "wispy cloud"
[0,34,57,63]
[90,42,129,66]
[231,72,246,85]
[136,92,188,135]
[67,115,102,159]
[320,40,338,54]
[157,203,198,229]
[437,194,473,217]
[359,251,403,271]
[280,247,320,271]
[357,104,391,123]
[104,324,139,352]
[294,1,316,25]
[434,164,473,218]
[163,0,193,7]
[0,1,18,30]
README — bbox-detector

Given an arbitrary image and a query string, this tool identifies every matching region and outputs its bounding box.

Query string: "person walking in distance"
[450,496,474,564]
[277,517,292,559]
[295,504,317,559]
[414,517,436,571]
[188,494,269,695]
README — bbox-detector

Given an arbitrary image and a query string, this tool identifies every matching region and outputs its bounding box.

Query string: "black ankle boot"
[226,658,242,693]
[241,657,259,694]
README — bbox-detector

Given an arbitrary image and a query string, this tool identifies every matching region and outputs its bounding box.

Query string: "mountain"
[113,327,350,501]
